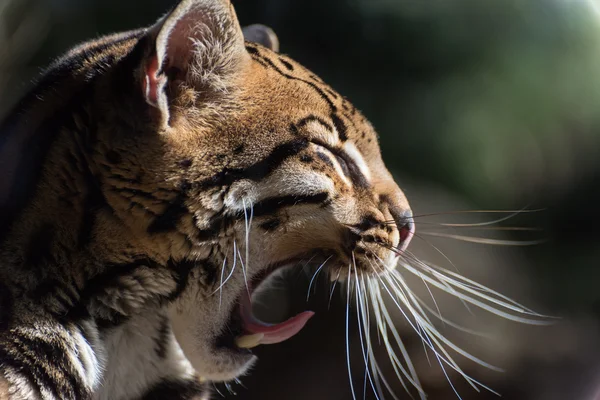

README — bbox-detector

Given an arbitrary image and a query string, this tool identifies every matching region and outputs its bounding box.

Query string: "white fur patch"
[306,120,338,148]
[343,141,371,183]
[94,312,196,400]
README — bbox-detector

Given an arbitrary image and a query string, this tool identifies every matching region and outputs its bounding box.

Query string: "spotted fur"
[0,0,414,399]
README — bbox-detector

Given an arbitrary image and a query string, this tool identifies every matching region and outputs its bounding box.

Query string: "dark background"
[2,0,600,399]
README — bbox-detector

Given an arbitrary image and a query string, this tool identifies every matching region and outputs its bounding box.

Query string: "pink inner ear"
[144,55,161,106]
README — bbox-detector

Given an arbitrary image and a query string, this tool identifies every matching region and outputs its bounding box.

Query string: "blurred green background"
[2,0,600,399]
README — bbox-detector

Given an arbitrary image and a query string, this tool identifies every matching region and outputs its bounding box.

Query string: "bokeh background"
[2,0,600,399]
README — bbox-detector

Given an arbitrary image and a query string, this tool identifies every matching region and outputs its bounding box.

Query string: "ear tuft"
[243,24,280,52]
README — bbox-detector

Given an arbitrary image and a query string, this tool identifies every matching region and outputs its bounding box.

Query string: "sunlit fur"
[0,0,544,399]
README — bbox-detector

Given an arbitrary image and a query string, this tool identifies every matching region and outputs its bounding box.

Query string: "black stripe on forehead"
[245,43,353,143]
[297,115,333,132]
[194,138,309,190]
[251,192,330,217]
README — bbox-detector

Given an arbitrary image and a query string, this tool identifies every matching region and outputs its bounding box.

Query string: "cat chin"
[168,303,257,381]
[187,345,257,382]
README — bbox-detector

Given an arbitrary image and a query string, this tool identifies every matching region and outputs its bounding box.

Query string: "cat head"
[92,0,414,380]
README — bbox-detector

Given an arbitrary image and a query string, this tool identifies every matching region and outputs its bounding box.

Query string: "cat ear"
[243,24,279,52]
[143,0,249,124]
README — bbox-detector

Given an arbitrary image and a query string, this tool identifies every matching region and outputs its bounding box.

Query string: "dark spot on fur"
[300,154,313,163]
[179,180,191,192]
[154,316,170,359]
[363,235,376,243]
[245,45,259,55]
[233,144,245,154]
[316,152,334,169]
[203,262,219,286]
[260,219,281,231]
[280,58,294,71]
[331,114,348,141]
[178,159,193,168]
[147,195,188,234]
[167,259,198,301]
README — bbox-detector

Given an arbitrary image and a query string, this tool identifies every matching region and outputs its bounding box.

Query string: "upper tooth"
[235,333,265,349]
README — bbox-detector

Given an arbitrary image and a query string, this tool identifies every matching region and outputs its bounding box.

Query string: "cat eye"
[311,141,353,179]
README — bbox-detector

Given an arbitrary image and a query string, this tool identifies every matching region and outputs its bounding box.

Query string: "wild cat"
[0,0,545,398]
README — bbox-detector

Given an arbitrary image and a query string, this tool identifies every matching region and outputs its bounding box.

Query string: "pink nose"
[393,209,415,254]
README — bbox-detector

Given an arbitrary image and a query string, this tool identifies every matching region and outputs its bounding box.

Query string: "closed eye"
[311,140,369,188]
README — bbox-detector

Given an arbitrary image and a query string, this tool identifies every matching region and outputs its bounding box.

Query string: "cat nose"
[390,208,415,253]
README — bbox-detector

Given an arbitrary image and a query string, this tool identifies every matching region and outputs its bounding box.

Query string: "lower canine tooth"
[235,333,265,349]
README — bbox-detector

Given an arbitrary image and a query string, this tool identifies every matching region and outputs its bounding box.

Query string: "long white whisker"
[363,258,424,397]
[346,261,358,400]
[307,256,331,301]
[241,198,253,296]
[404,261,547,323]
[329,269,342,309]
[417,208,534,228]
[381,272,502,374]
[218,255,227,310]
[371,256,495,394]
[368,277,423,399]
[419,231,546,246]
[374,273,479,395]
[237,244,250,297]
[353,268,380,400]
[359,275,394,400]
[421,261,544,315]
[404,258,548,321]
[211,243,237,294]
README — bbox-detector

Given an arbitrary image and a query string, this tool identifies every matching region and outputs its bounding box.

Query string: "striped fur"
[0,0,413,399]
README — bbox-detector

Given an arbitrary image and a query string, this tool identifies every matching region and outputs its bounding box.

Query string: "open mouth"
[215,255,328,352]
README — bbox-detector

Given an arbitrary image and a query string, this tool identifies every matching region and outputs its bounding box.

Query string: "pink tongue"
[241,294,314,345]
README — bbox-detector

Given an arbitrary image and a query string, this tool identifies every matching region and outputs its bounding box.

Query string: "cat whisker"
[306,256,331,302]
[399,257,551,323]
[210,242,236,297]
[236,245,250,297]
[217,255,227,311]
[418,231,547,246]
[329,269,342,309]
[402,208,546,220]
[362,256,424,399]
[212,383,225,398]
[354,273,381,400]
[374,260,494,397]
[420,225,542,231]
[241,198,254,297]
[346,258,358,400]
